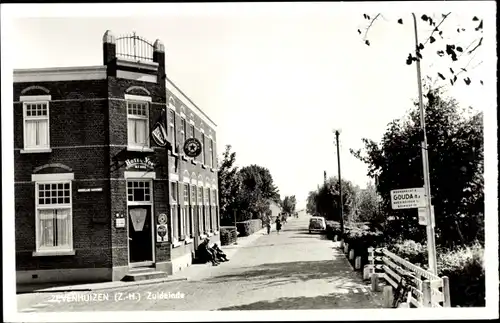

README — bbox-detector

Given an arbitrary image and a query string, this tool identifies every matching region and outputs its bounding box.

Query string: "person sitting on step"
[212,243,229,262]
[197,238,219,266]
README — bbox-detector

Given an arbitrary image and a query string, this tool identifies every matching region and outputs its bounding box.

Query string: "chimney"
[103,30,117,77]
[153,39,165,84]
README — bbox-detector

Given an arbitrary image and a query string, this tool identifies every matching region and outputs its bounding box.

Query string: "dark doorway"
[128,205,153,264]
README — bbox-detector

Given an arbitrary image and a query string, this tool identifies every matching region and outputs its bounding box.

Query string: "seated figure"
[212,243,229,262]
[197,238,219,266]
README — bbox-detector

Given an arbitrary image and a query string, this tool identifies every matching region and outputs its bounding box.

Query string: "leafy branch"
[424,12,452,46]
[358,13,382,46]
[357,12,485,87]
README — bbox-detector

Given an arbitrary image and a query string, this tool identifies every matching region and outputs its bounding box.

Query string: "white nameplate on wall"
[78,188,103,192]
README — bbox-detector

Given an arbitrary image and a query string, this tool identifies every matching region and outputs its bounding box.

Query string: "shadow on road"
[206,259,354,286]
[216,291,380,310]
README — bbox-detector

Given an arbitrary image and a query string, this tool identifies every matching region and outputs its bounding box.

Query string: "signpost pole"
[334,130,344,238]
[412,13,437,275]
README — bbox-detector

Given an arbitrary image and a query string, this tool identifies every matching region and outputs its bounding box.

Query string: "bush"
[342,224,384,269]
[387,239,428,268]
[325,221,341,239]
[438,242,485,307]
[236,219,262,237]
[220,226,238,246]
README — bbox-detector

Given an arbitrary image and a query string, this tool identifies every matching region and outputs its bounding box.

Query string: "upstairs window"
[209,139,214,168]
[168,109,177,153]
[23,97,51,151]
[127,100,149,149]
[180,118,187,147]
[201,133,206,165]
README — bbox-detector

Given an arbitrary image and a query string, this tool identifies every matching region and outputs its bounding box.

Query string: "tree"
[358,12,484,88]
[282,195,297,215]
[235,164,280,221]
[217,145,242,225]
[314,177,357,222]
[306,190,319,216]
[354,181,384,227]
[350,87,484,247]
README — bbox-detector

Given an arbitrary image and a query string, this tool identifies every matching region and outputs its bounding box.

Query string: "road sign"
[390,187,426,209]
[418,205,435,226]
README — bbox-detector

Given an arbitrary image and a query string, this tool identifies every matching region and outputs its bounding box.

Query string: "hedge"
[437,242,485,307]
[236,219,262,237]
[384,239,485,307]
[220,226,238,246]
[342,224,384,269]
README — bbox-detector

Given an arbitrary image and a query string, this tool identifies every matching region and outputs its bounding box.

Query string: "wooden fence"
[366,247,451,308]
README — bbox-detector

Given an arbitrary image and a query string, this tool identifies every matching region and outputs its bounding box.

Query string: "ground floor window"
[36,181,73,251]
[171,205,178,241]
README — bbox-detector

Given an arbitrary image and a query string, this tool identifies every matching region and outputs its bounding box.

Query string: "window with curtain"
[198,186,204,233]
[24,102,50,150]
[180,118,187,148]
[190,184,196,237]
[36,181,72,251]
[201,133,206,165]
[127,101,149,149]
[209,139,214,168]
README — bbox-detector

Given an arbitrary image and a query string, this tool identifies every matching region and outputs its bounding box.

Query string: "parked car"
[309,216,326,233]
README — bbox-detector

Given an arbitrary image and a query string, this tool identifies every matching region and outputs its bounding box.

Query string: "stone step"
[121,271,169,282]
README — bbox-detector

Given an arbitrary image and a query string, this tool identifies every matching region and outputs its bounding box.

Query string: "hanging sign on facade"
[390,187,426,209]
[125,157,155,170]
[157,224,168,242]
[183,138,202,158]
[152,122,168,147]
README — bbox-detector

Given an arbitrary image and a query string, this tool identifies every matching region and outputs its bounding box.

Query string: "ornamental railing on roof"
[116,32,154,62]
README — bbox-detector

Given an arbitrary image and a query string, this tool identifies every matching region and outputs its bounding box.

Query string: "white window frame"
[197,186,203,206]
[205,187,210,206]
[212,189,217,206]
[201,131,206,165]
[127,179,153,206]
[180,117,187,148]
[209,138,214,168]
[21,95,52,153]
[125,94,151,151]
[170,181,178,205]
[32,172,74,256]
[168,108,177,154]
[183,183,189,205]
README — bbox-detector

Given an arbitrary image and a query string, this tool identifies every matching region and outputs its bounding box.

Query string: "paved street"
[17,215,382,312]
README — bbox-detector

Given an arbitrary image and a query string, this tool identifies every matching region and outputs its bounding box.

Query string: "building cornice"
[13,66,107,83]
[116,58,159,72]
[166,77,217,129]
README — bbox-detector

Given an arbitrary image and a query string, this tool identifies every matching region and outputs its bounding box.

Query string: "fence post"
[371,273,380,292]
[349,249,355,260]
[355,256,362,270]
[442,276,451,307]
[383,285,393,308]
[422,280,432,308]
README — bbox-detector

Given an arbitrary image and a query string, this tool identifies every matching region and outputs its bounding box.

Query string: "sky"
[2,2,497,210]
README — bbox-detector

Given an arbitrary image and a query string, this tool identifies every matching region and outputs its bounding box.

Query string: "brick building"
[13,31,220,285]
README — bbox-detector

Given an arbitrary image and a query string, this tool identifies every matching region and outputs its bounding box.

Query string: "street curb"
[17,277,188,294]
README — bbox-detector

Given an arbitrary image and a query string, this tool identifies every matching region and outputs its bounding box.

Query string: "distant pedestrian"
[266,222,271,234]
[276,218,282,234]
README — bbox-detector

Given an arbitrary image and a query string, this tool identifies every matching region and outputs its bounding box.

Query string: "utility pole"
[412,13,437,275]
[334,130,344,237]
